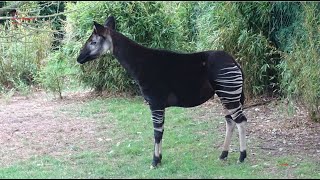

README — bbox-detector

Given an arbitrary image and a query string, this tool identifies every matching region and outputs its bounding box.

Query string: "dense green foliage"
[0,1,319,120]
[276,3,320,121]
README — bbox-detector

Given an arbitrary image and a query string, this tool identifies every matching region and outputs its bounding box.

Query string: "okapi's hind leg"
[236,119,247,163]
[219,101,247,163]
[215,65,248,163]
[219,114,236,161]
[219,104,247,163]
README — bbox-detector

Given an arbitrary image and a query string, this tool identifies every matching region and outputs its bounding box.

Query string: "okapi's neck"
[110,30,149,78]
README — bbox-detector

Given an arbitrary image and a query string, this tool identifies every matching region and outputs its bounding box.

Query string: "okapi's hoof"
[237,150,247,163]
[150,154,162,169]
[150,162,161,169]
[219,151,229,161]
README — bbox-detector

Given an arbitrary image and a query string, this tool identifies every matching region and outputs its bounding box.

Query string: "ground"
[0,91,319,168]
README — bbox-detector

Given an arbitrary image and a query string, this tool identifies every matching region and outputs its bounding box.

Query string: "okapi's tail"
[235,61,245,105]
[228,54,246,106]
[240,88,245,105]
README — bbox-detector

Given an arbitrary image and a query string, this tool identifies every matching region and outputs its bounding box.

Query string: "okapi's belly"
[166,80,214,108]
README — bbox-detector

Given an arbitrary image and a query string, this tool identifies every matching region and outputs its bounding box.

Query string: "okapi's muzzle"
[77,48,88,64]
[77,55,87,64]
[77,49,97,64]
[77,56,86,64]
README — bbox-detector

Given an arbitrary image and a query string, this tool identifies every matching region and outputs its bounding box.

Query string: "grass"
[0,96,319,178]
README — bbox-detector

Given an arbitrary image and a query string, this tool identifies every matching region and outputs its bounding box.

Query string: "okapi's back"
[205,50,241,79]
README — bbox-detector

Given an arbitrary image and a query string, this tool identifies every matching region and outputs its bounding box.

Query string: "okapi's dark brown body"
[110,30,242,109]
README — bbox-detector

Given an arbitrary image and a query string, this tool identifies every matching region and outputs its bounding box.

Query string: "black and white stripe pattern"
[216,65,247,162]
[215,65,244,122]
[152,110,165,127]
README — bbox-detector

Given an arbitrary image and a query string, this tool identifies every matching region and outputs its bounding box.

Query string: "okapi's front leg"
[151,109,165,168]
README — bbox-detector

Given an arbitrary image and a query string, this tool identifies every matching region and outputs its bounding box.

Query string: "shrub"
[36,51,78,99]
[0,20,53,93]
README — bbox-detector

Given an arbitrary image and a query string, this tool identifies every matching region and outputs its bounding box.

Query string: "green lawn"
[0,96,319,179]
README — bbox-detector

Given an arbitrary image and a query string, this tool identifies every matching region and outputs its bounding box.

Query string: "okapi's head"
[77,16,115,64]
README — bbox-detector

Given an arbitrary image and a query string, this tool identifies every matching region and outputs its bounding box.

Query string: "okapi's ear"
[93,21,105,35]
[104,16,115,30]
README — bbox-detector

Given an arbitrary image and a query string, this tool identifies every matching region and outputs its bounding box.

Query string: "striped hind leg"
[218,98,248,163]
[215,65,247,162]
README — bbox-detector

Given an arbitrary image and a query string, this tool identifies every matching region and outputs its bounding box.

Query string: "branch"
[0,7,85,21]
[0,23,65,36]
[242,98,279,110]
[0,1,29,16]
[18,22,61,34]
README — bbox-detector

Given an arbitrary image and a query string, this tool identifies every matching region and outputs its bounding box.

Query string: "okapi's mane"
[109,28,199,59]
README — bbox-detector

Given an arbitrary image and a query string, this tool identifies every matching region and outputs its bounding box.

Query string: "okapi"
[77,16,248,168]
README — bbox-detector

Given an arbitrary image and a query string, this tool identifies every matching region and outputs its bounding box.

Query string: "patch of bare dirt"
[245,100,320,162]
[0,91,113,167]
[192,95,320,162]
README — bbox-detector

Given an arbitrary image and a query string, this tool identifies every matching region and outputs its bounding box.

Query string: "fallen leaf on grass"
[279,163,289,166]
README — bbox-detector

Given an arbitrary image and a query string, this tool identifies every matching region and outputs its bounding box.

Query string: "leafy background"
[0,1,319,121]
